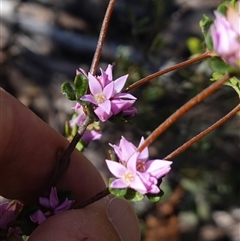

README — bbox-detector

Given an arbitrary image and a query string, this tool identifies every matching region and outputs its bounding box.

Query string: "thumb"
[29,197,140,241]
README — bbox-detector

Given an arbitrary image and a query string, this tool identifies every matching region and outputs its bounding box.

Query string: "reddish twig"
[164,103,240,160]
[137,74,230,152]
[90,0,117,75]
[47,116,92,188]
[49,0,117,187]
[125,51,213,92]
[73,188,110,209]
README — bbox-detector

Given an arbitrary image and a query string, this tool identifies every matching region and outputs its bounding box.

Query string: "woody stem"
[137,74,230,152]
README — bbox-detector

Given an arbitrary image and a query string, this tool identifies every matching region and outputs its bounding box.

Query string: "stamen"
[124,171,134,182]
[95,93,106,103]
[137,161,146,172]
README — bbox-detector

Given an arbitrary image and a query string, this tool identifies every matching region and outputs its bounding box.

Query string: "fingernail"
[107,198,140,241]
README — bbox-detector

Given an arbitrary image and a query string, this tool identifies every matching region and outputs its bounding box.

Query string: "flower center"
[123,171,134,183]
[136,161,146,172]
[94,93,106,104]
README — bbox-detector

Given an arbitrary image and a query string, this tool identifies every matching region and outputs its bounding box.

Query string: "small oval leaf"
[124,188,144,202]
[74,74,88,98]
[61,82,76,100]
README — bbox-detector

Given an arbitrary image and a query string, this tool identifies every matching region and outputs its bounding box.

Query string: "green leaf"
[204,31,213,51]
[187,37,202,55]
[210,58,233,73]
[76,141,84,152]
[210,57,238,75]
[147,189,164,203]
[61,82,76,100]
[124,188,144,202]
[199,14,213,38]
[217,1,229,15]
[65,121,70,136]
[108,179,127,197]
[225,76,240,96]
[74,74,88,99]
[211,70,240,96]
[211,72,224,81]
[109,187,127,197]
[231,0,239,8]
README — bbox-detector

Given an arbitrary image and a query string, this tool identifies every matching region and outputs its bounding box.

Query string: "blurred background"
[1,0,240,240]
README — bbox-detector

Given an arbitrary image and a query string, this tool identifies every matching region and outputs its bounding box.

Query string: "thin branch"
[125,51,213,92]
[73,188,110,209]
[164,103,240,160]
[47,116,92,188]
[48,0,117,188]
[137,74,230,152]
[90,0,117,75]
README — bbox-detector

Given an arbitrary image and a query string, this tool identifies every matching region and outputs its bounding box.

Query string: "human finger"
[0,88,105,203]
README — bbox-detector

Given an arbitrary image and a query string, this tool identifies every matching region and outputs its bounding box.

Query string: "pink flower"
[77,64,113,88]
[70,103,102,144]
[109,136,137,165]
[81,129,101,144]
[136,137,172,179]
[210,4,240,68]
[106,152,149,194]
[0,202,23,241]
[81,73,115,121]
[79,65,136,122]
[106,136,172,194]
[69,103,86,127]
[0,202,16,230]
[30,187,73,224]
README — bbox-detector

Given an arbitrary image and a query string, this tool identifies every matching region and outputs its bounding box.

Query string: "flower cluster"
[77,65,137,122]
[106,136,172,195]
[210,2,240,68]
[0,201,23,241]
[30,187,73,224]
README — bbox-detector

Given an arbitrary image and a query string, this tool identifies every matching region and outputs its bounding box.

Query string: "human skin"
[0,88,140,240]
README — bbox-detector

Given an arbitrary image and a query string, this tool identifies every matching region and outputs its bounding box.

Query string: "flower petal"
[69,113,85,127]
[54,200,73,214]
[76,68,88,77]
[114,92,137,100]
[98,99,111,115]
[138,137,149,161]
[145,160,172,178]
[94,107,112,122]
[49,187,59,209]
[81,94,98,105]
[127,152,138,173]
[105,64,113,81]
[130,175,148,194]
[39,197,51,209]
[30,210,46,224]
[114,74,128,93]
[119,136,137,161]
[110,178,129,189]
[103,82,114,99]
[106,160,127,178]
[88,73,103,94]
